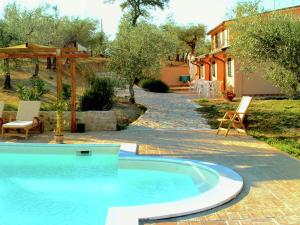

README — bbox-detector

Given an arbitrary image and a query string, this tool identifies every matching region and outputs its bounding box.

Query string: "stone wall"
[2,111,117,131]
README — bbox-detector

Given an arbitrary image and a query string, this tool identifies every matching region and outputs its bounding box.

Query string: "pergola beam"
[0,53,88,59]
[0,48,57,54]
[0,53,57,59]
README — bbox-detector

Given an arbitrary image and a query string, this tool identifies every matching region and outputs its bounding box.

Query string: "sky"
[0,0,300,39]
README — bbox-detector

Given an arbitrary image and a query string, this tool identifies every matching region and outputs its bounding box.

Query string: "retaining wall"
[2,111,117,131]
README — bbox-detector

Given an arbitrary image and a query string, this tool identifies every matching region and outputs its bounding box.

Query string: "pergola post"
[70,58,77,133]
[55,53,63,137]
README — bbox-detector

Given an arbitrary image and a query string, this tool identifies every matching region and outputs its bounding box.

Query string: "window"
[214,34,218,49]
[222,30,226,47]
[227,58,232,77]
[224,29,229,47]
[201,64,205,79]
[212,62,216,77]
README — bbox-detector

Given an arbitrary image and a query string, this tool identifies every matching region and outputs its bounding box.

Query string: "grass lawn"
[195,98,300,158]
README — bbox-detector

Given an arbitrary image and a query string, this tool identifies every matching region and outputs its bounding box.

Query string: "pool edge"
[108,148,244,225]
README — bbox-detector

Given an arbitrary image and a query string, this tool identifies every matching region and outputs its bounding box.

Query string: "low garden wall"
[2,111,117,131]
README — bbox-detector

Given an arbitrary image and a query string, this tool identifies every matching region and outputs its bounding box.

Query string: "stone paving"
[3,87,300,225]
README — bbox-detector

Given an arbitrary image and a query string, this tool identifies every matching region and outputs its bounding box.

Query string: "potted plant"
[222,90,236,101]
[54,100,67,144]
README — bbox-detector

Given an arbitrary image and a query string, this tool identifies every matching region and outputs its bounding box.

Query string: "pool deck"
[2,87,300,225]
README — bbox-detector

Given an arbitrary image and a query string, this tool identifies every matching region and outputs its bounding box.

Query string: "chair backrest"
[0,101,4,118]
[16,101,41,121]
[236,96,252,120]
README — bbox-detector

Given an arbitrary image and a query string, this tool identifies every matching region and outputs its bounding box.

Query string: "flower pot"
[55,135,64,144]
[226,96,235,102]
[76,123,85,133]
[223,92,236,102]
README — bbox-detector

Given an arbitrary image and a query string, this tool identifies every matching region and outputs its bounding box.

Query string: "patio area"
[2,87,300,225]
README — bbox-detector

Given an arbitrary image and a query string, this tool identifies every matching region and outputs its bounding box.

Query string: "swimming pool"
[0,143,243,225]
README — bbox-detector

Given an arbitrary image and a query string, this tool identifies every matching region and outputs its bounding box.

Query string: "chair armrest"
[33,117,44,133]
[220,110,236,113]
[224,111,237,117]
[33,117,41,126]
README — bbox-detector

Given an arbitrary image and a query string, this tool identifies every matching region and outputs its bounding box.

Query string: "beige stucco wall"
[2,111,117,131]
[161,64,190,87]
[234,63,282,97]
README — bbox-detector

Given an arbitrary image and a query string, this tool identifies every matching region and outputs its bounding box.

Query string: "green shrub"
[62,83,71,100]
[17,79,49,100]
[31,79,48,96]
[80,77,115,111]
[140,79,169,93]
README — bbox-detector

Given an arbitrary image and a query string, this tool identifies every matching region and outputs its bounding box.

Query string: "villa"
[0,1,299,225]
[193,5,300,97]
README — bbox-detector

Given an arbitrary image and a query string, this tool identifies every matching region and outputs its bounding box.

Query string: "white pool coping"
[106,146,244,225]
[0,143,243,225]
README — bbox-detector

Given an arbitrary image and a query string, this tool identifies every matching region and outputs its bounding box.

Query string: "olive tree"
[108,20,172,103]
[106,0,169,26]
[161,22,208,61]
[230,1,300,98]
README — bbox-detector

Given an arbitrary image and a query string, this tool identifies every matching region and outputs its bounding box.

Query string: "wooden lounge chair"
[0,101,4,127]
[2,101,42,139]
[217,96,252,136]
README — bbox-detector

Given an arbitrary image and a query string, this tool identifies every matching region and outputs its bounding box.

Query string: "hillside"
[0,57,106,110]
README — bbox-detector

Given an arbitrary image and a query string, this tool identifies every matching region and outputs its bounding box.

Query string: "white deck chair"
[0,101,4,126]
[2,101,42,139]
[217,96,252,136]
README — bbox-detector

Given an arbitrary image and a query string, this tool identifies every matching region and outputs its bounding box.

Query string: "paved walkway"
[4,87,300,225]
[127,88,210,131]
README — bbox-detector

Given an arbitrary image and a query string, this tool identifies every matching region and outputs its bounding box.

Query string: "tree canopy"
[161,22,209,60]
[229,1,300,98]
[0,2,109,88]
[0,2,108,51]
[105,0,170,26]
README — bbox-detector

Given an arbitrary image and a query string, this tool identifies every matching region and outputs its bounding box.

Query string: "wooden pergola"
[0,43,88,133]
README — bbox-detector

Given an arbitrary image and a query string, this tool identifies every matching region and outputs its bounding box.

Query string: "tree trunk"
[129,79,135,104]
[187,36,197,58]
[290,83,299,99]
[4,74,11,89]
[3,58,11,89]
[176,54,180,62]
[181,53,185,62]
[32,62,39,78]
[52,57,56,70]
[46,57,52,69]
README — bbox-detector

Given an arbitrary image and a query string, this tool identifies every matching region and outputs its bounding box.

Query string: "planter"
[223,91,236,102]
[76,123,85,133]
[224,96,235,102]
[54,135,64,144]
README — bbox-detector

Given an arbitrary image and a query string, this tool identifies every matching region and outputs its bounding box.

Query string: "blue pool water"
[0,148,219,225]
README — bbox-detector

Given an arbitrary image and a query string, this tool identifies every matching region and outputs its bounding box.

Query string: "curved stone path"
[128,87,210,131]
[6,87,300,225]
